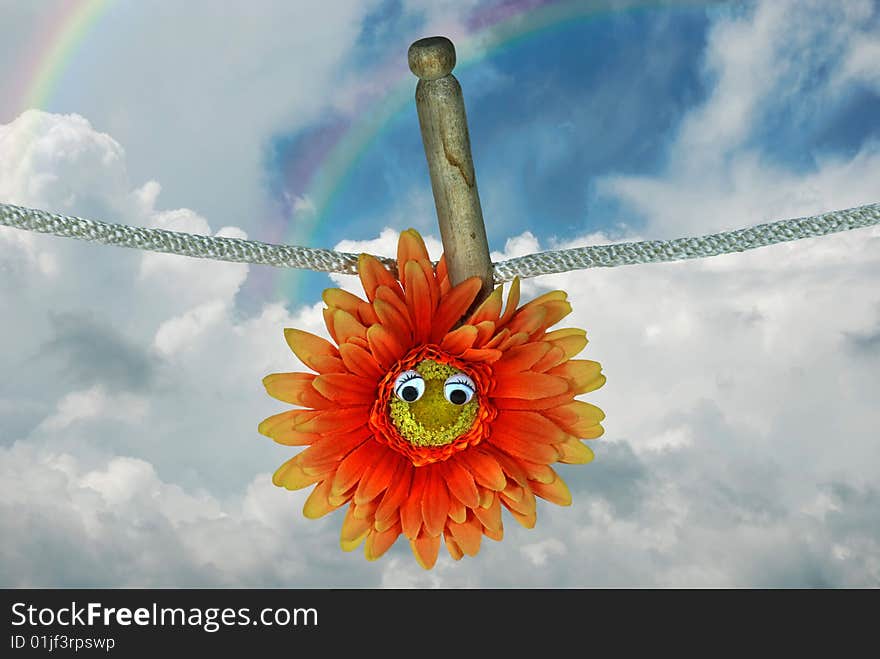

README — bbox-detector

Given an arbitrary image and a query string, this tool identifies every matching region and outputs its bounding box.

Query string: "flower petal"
[340,504,372,550]
[548,360,606,394]
[421,467,450,537]
[367,324,409,369]
[446,515,483,556]
[430,276,482,341]
[458,449,507,491]
[494,409,570,445]
[364,523,401,561]
[404,260,434,343]
[544,400,606,436]
[312,373,376,405]
[440,324,478,354]
[298,426,372,470]
[498,277,521,328]
[355,451,403,505]
[467,284,503,325]
[493,342,552,375]
[273,456,325,490]
[473,492,502,533]
[531,472,572,506]
[441,460,480,509]
[556,438,596,464]
[358,253,400,302]
[401,467,427,539]
[444,534,464,561]
[338,343,384,380]
[491,371,570,400]
[330,309,368,345]
[303,479,343,519]
[258,409,321,446]
[375,459,412,524]
[283,328,344,374]
[332,440,386,497]
[262,372,333,409]
[410,533,441,570]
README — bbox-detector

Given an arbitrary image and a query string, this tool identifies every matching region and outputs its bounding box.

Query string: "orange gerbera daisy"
[259,229,605,569]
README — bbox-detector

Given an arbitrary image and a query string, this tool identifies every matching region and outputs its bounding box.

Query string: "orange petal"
[485,447,529,487]
[440,324,478,354]
[340,504,371,550]
[507,304,547,337]
[544,327,588,360]
[375,285,414,331]
[397,228,431,271]
[447,514,484,556]
[532,299,572,335]
[458,449,507,491]
[330,309,368,345]
[358,253,400,302]
[283,328,343,374]
[400,466,427,539]
[331,440,386,497]
[262,372,333,409]
[312,373,377,405]
[355,451,403,505]
[444,533,464,561]
[548,360,606,394]
[494,409,570,445]
[530,346,567,372]
[460,347,502,363]
[501,486,537,522]
[472,492,502,533]
[531,472,572,506]
[498,277,521,328]
[483,525,504,542]
[410,533,441,570]
[375,460,413,524]
[373,298,413,345]
[295,406,370,434]
[556,437,596,464]
[365,523,401,561]
[448,495,466,523]
[544,400,606,437]
[436,254,450,295]
[430,276,482,342]
[404,260,434,343]
[467,284,503,325]
[491,371,570,400]
[367,324,409,370]
[441,460,479,508]
[323,287,367,314]
[492,428,560,464]
[272,456,325,490]
[421,467,450,537]
[257,409,321,446]
[472,320,496,347]
[298,426,371,470]
[493,342,552,374]
[338,343,384,380]
[303,479,344,519]
[518,459,556,484]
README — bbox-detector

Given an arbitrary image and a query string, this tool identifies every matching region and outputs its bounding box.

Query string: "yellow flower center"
[388,359,479,447]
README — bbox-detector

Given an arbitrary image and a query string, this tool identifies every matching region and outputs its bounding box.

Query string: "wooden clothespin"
[408,36,495,306]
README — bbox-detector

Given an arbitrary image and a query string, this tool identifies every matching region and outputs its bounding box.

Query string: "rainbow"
[14,0,111,114]
[10,0,707,304]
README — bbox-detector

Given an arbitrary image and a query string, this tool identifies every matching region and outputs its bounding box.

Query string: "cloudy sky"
[1,0,878,587]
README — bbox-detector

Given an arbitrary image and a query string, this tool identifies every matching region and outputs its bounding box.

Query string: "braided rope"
[2,201,878,282]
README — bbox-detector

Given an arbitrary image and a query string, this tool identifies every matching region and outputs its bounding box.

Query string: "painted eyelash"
[446,374,475,390]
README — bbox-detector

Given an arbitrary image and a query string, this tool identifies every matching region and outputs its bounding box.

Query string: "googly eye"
[394,370,425,402]
[444,373,475,405]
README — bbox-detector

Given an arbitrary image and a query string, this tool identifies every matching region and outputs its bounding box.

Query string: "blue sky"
[0,0,879,587]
